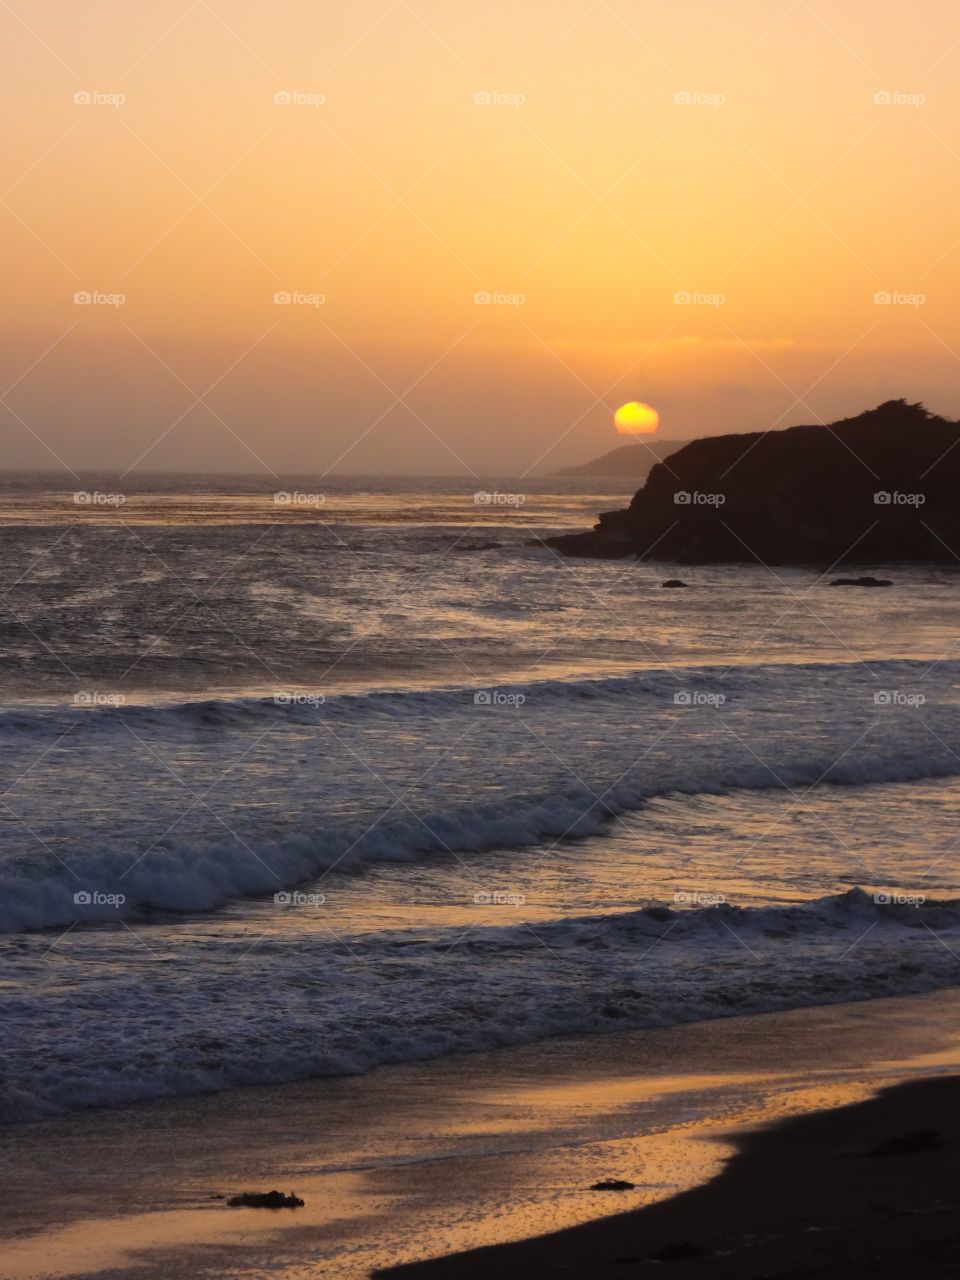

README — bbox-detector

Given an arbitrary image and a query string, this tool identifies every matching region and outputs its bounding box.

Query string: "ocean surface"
[2,473,959,1122]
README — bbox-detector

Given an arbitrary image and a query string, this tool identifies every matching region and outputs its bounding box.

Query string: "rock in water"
[227,1190,305,1208]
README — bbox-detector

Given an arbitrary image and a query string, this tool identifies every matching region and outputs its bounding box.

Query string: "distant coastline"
[557,438,689,478]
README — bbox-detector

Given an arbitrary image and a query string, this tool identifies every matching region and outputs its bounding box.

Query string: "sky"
[2,0,960,476]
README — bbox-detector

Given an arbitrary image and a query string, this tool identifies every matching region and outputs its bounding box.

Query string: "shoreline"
[381,1072,960,1278]
[2,988,960,1278]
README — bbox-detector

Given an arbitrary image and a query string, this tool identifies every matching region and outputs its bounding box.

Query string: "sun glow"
[614,402,660,436]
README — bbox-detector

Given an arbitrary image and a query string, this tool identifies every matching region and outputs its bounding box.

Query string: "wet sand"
[2,988,960,1279]
[382,1072,960,1279]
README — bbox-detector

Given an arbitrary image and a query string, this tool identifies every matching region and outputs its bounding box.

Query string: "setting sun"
[614,401,660,436]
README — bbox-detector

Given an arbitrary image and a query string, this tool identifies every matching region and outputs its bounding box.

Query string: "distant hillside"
[548,401,960,565]
[558,438,689,478]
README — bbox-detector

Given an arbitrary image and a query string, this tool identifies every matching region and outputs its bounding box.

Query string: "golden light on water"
[614,402,660,436]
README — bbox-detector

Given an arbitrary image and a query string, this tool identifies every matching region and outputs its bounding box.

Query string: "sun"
[614,401,660,436]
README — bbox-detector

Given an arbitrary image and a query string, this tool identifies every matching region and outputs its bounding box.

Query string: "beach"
[384,1071,960,1280]
[3,987,960,1279]
[2,481,960,1279]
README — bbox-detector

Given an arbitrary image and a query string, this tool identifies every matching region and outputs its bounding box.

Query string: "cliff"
[547,401,960,565]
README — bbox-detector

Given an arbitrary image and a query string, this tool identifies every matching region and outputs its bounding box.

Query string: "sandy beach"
[3,987,960,1279]
[384,1072,960,1279]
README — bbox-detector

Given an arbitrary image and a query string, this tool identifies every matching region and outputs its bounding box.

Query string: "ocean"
[2,473,959,1122]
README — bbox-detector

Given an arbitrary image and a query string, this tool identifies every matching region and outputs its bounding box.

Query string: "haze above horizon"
[3,0,960,477]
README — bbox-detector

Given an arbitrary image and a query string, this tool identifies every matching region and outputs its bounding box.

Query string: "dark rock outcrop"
[829,576,893,587]
[547,401,960,566]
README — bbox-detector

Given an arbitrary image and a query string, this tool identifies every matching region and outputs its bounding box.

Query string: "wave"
[3,745,960,934]
[4,889,959,1123]
[1,658,956,934]
[1,656,953,738]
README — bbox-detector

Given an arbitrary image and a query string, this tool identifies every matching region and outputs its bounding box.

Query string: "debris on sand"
[227,1190,305,1208]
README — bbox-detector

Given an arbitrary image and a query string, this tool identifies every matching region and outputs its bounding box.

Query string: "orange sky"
[3,0,960,475]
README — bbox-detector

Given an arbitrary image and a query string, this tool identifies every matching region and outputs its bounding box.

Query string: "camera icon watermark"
[474,490,525,506]
[673,90,725,108]
[673,290,725,307]
[873,290,925,307]
[74,691,126,707]
[874,490,924,506]
[73,890,126,907]
[74,291,125,308]
[673,890,725,907]
[274,290,325,307]
[873,890,925,906]
[674,490,725,506]
[273,90,326,108]
[274,490,325,507]
[73,90,125,108]
[273,692,325,708]
[474,689,526,708]
[74,490,125,507]
[273,889,326,906]
[873,90,925,107]
[473,290,526,308]
[473,889,526,906]
[473,90,525,107]
[674,689,726,707]
[873,690,926,707]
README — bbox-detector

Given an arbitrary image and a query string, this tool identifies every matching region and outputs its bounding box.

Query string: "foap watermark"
[674,290,725,307]
[474,889,526,906]
[74,90,125,108]
[274,290,325,307]
[873,690,926,707]
[74,291,125,308]
[274,890,326,906]
[273,692,325,708]
[74,690,125,707]
[874,290,925,307]
[874,890,925,906]
[674,689,726,707]
[275,490,325,507]
[474,689,526,708]
[473,90,525,107]
[74,890,126,907]
[874,490,924,506]
[474,290,526,308]
[474,489,525,506]
[674,490,725,506]
[74,490,125,507]
[674,90,725,108]
[273,90,326,108]
[674,890,726,907]
[874,90,925,107]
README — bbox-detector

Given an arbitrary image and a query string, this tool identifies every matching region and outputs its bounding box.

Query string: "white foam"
[1,659,958,933]
[3,890,959,1123]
